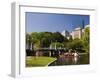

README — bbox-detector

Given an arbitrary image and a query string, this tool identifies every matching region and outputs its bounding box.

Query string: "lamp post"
[31,37,34,51]
[49,40,52,57]
[55,40,57,50]
[50,40,52,49]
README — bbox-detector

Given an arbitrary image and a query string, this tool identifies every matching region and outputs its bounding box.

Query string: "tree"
[34,40,41,50]
[82,27,90,53]
[38,32,53,47]
[26,33,32,50]
[52,32,66,43]
[50,42,64,49]
[31,32,40,50]
[65,38,84,52]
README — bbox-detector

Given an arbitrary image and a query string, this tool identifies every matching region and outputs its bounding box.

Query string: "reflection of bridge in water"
[35,48,67,57]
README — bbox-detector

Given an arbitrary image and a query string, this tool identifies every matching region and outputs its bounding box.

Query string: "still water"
[48,54,89,66]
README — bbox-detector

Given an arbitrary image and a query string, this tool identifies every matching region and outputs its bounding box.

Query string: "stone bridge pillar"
[49,51,52,57]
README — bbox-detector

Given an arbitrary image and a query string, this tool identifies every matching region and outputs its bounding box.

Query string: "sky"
[26,12,89,33]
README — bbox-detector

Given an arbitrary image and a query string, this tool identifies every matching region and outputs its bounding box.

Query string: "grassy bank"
[26,56,56,67]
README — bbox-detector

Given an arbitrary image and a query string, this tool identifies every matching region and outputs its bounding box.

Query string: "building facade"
[61,30,70,39]
[70,27,82,39]
[62,25,89,40]
[70,25,89,39]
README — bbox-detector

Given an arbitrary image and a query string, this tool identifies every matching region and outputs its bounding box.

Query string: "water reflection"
[60,55,79,65]
[49,53,90,66]
[49,55,80,66]
[72,57,79,64]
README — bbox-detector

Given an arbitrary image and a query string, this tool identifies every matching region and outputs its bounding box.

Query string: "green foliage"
[64,27,90,53]
[65,38,84,51]
[26,33,32,49]
[50,42,64,48]
[82,27,90,53]
[26,32,66,49]
[40,32,53,47]
[34,40,41,50]
[52,32,66,42]
[82,27,89,43]
[26,27,89,53]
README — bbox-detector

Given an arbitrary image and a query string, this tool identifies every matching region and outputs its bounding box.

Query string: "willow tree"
[82,27,90,53]
[26,33,32,50]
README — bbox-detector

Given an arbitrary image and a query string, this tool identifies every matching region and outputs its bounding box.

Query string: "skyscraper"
[61,30,70,39]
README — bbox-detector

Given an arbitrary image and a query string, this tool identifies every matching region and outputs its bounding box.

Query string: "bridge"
[35,48,67,57]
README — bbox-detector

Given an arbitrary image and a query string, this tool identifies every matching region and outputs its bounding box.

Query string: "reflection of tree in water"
[55,56,80,65]
[48,53,89,66]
